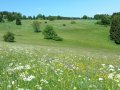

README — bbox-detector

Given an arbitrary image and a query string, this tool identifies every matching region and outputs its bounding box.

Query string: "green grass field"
[0,20,120,90]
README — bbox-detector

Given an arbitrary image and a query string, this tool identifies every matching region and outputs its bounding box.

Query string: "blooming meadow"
[0,44,120,90]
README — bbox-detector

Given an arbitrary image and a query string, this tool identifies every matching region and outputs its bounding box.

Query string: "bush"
[101,16,110,25]
[42,25,57,39]
[95,21,102,25]
[71,21,76,24]
[45,21,47,23]
[63,24,66,26]
[53,36,63,41]
[16,18,22,25]
[32,21,41,32]
[110,12,120,44]
[3,32,15,42]
[96,16,111,26]
[82,15,88,19]
[0,14,3,22]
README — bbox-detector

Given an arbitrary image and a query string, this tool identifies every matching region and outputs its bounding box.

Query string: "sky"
[0,0,120,17]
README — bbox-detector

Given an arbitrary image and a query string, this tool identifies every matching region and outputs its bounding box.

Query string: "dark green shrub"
[32,21,41,32]
[45,21,47,23]
[0,14,3,22]
[48,16,55,21]
[43,25,63,41]
[16,18,22,25]
[110,12,120,44]
[95,21,101,25]
[53,36,63,41]
[71,21,76,24]
[42,25,57,39]
[7,13,15,22]
[82,15,88,19]
[101,16,110,25]
[3,32,15,42]
[95,16,111,26]
[63,24,66,26]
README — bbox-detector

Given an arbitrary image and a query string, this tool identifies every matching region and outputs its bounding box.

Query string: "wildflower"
[23,75,35,81]
[25,65,31,70]
[9,63,13,66]
[58,79,61,82]
[15,65,24,71]
[12,81,15,85]
[7,85,12,88]
[101,64,105,67]
[118,68,120,71]
[118,83,120,87]
[17,88,24,90]
[73,86,77,90]
[115,74,120,79]
[20,73,35,81]
[41,79,48,84]
[99,78,103,81]
[109,68,115,72]
[37,86,42,90]
[108,65,114,69]
[108,73,114,79]
[78,75,81,78]
[114,74,120,82]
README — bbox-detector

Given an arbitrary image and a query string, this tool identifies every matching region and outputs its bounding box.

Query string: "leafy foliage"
[63,24,66,26]
[16,18,22,25]
[0,14,3,22]
[110,12,120,44]
[101,16,111,25]
[32,21,41,32]
[3,32,15,42]
[71,21,76,24]
[42,25,57,39]
[82,15,88,19]
[42,25,63,41]
[53,36,63,41]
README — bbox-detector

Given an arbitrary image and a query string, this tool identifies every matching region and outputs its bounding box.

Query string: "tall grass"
[0,44,120,90]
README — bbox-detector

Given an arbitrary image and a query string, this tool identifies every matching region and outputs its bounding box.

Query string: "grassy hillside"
[0,20,120,90]
[0,20,119,51]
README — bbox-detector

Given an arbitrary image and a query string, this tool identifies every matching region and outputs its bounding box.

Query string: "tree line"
[0,11,111,22]
[1,11,120,44]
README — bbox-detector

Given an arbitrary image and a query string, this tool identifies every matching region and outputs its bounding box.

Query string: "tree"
[16,18,22,25]
[7,13,15,22]
[110,12,120,44]
[32,21,41,32]
[42,25,57,39]
[22,15,27,20]
[0,14,3,22]
[48,16,55,21]
[3,32,15,42]
[42,25,63,41]
[36,14,43,19]
[101,16,110,25]
[82,15,88,19]
[94,14,111,20]
[28,16,32,20]
[33,16,36,20]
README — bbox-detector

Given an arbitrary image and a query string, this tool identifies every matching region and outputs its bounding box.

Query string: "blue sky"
[0,0,120,17]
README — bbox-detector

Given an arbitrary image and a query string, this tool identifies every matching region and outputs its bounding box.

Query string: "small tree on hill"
[3,32,15,42]
[0,14,3,22]
[32,21,41,32]
[42,25,63,41]
[82,15,88,19]
[110,12,120,44]
[7,13,15,22]
[16,18,22,25]
[42,25,57,39]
